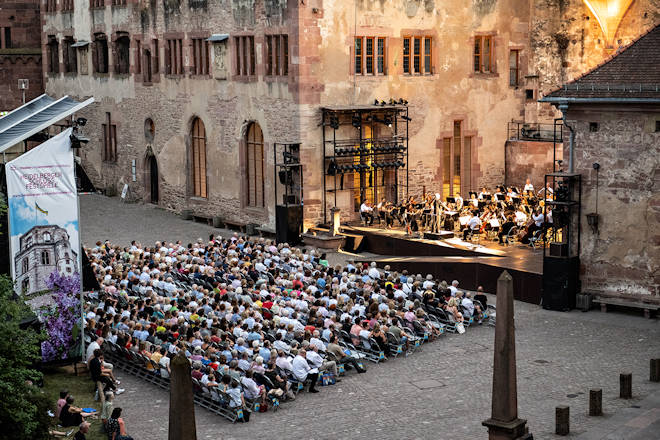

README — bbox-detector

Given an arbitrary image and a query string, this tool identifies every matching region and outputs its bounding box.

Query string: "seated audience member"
[227,379,250,422]
[74,422,90,440]
[474,286,488,310]
[59,396,93,427]
[292,348,320,393]
[106,407,133,440]
[101,391,114,431]
[55,389,69,419]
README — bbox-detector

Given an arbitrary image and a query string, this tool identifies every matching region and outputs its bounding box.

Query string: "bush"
[0,275,50,440]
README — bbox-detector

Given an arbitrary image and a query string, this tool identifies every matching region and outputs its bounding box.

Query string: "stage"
[343,225,543,304]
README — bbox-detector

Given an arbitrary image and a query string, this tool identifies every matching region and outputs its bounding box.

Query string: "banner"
[6,128,80,298]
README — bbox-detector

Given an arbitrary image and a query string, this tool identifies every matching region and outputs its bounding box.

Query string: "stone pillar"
[589,389,602,416]
[168,351,197,440]
[482,271,530,439]
[620,373,632,399]
[555,405,570,435]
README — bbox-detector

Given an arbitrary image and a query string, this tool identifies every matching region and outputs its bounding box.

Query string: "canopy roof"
[0,94,94,153]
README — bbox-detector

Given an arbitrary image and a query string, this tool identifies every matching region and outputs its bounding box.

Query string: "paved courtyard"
[80,194,660,439]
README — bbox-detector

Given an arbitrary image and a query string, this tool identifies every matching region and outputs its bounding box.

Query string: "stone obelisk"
[482,271,530,439]
[168,351,197,440]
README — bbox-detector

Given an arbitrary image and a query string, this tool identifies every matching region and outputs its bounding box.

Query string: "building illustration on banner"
[13,224,78,295]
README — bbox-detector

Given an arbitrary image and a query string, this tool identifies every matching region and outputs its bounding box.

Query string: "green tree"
[0,275,50,440]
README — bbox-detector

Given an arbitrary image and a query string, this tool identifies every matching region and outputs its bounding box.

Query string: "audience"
[81,235,490,422]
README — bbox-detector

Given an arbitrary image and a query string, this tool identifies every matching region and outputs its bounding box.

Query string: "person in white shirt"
[305,344,339,379]
[463,212,482,240]
[368,262,380,280]
[461,293,475,318]
[523,178,534,194]
[292,349,320,393]
[360,201,374,225]
[449,280,459,297]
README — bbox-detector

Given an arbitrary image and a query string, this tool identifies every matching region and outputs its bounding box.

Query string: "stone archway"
[144,146,159,204]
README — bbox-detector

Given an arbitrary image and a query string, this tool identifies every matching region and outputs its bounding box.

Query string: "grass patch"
[42,369,107,440]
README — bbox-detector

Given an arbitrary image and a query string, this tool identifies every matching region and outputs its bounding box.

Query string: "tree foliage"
[0,275,50,440]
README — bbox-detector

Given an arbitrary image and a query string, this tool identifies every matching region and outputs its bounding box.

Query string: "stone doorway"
[148,154,159,204]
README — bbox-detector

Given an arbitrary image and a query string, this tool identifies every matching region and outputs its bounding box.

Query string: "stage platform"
[343,225,542,304]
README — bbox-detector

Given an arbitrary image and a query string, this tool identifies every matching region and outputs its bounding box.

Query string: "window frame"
[403,37,410,74]
[355,36,387,76]
[191,118,208,198]
[246,122,265,208]
[509,49,520,87]
[191,37,210,76]
[474,35,494,74]
[102,112,117,163]
[63,36,77,73]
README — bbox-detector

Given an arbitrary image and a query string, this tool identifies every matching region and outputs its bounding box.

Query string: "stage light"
[352,113,361,128]
[327,161,337,175]
[374,99,380,105]
[400,115,412,121]
[76,117,87,127]
[69,132,89,149]
[380,100,386,106]
[330,115,339,130]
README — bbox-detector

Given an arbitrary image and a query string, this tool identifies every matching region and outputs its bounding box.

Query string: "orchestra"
[364,182,556,245]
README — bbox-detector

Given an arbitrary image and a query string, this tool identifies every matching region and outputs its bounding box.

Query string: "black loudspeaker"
[276,205,302,245]
[542,256,579,311]
[549,242,568,257]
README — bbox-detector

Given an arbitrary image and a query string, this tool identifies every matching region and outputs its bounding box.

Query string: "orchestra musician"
[360,200,374,226]
[462,211,482,240]
[498,214,516,244]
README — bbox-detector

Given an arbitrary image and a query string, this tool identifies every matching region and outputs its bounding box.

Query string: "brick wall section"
[505,140,562,190]
[0,0,43,110]
[566,109,660,300]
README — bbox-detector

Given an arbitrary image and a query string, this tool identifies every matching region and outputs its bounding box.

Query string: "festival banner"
[6,127,80,292]
[6,128,83,361]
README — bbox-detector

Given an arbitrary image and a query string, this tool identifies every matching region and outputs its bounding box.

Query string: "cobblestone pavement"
[80,194,660,440]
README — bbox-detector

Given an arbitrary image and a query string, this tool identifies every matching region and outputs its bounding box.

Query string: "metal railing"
[507,122,563,143]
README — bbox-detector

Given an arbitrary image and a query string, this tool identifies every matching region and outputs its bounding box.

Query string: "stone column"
[482,271,530,439]
[168,351,197,440]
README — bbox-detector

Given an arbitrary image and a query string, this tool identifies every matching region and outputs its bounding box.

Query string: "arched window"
[191,117,207,198]
[41,251,50,265]
[22,258,29,274]
[43,232,51,242]
[246,122,264,207]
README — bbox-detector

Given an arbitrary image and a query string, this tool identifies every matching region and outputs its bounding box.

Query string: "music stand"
[446,197,456,204]
[484,194,492,200]
[495,194,504,201]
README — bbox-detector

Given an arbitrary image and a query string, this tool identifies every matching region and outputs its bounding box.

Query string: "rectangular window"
[114,34,130,75]
[355,37,362,74]
[47,36,59,74]
[62,0,74,11]
[1,27,11,49]
[92,34,109,74]
[463,136,471,196]
[46,0,57,12]
[474,36,494,73]
[442,138,451,198]
[112,0,127,5]
[282,35,288,75]
[413,37,421,74]
[509,49,519,86]
[403,37,410,74]
[63,37,77,73]
[234,35,255,76]
[135,40,141,74]
[152,39,159,74]
[377,37,385,74]
[365,37,374,75]
[165,38,183,75]
[265,35,273,76]
[90,0,104,8]
[424,37,432,74]
[453,121,461,195]
[191,38,210,75]
[103,113,117,162]
[275,35,281,75]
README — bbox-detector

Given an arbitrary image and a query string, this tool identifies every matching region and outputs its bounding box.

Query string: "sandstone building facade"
[40,0,660,230]
[0,0,44,112]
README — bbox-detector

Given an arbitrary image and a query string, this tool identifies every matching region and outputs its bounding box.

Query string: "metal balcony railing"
[507,122,563,143]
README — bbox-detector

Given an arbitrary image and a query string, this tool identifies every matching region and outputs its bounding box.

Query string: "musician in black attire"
[498,215,516,244]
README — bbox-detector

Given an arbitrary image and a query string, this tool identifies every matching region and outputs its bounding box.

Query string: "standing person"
[101,391,114,432]
[292,348,320,393]
[74,422,90,440]
[106,408,134,440]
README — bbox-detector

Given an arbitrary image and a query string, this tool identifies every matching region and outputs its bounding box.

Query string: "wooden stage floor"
[345,225,543,304]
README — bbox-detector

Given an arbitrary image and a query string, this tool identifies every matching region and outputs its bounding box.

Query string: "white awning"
[0,94,95,153]
[207,34,229,42]
[71,40,90,48]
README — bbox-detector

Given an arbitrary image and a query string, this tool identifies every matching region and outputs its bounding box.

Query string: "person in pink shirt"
[55,389,69,419]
